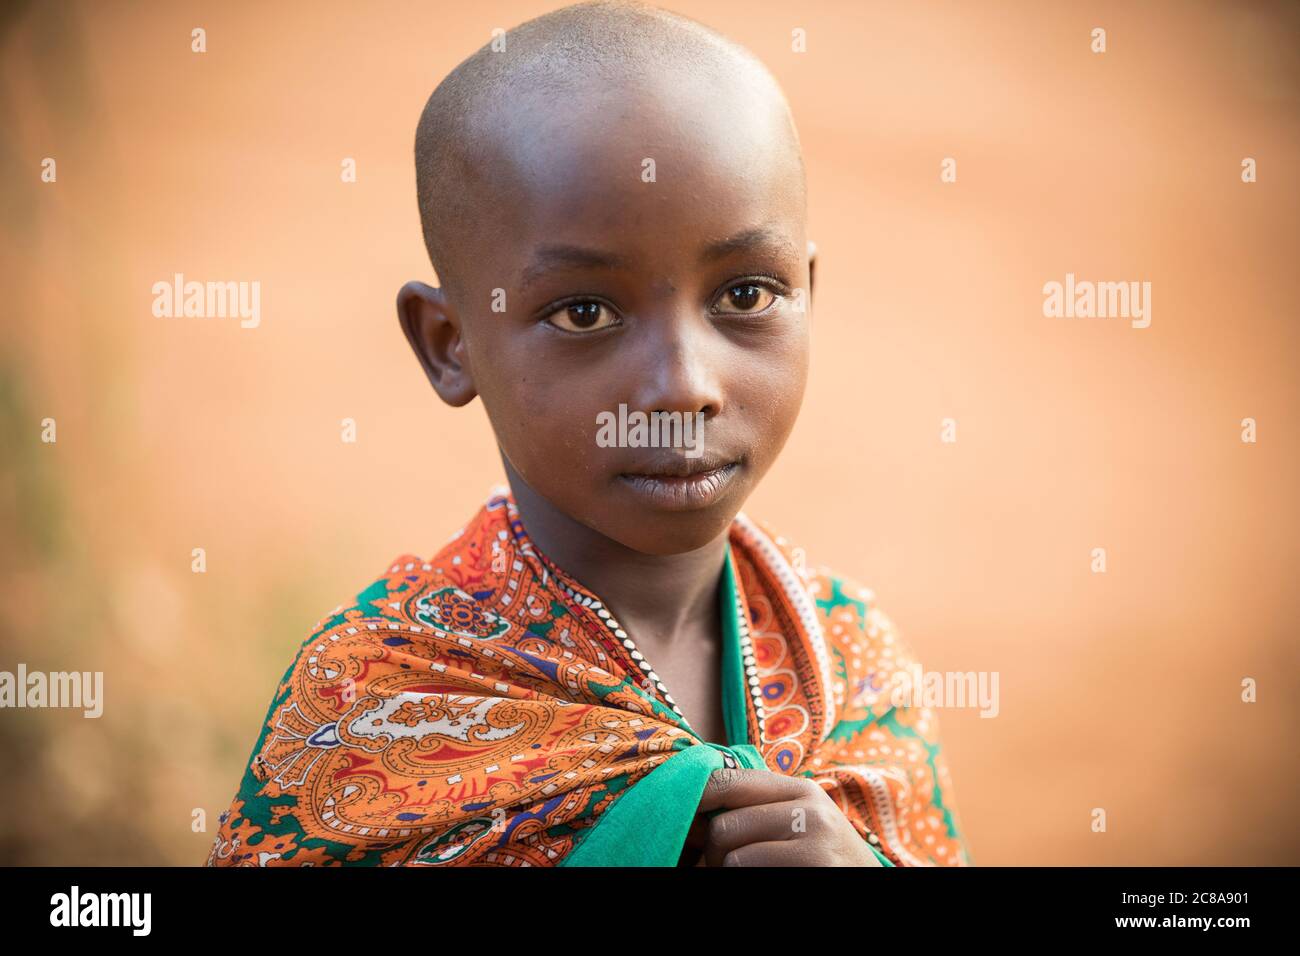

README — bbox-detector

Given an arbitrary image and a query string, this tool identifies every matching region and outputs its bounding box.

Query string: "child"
[208,0,970,867]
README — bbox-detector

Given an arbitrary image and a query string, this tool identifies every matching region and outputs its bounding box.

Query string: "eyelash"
[540,274,791,334]
[714,272,790,312]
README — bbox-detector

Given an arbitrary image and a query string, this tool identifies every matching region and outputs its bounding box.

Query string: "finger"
[702,799,805,867]
[718,839,819,867]
[695,767,819,814]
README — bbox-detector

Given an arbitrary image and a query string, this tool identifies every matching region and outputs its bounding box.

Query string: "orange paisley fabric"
[207,489,970,866]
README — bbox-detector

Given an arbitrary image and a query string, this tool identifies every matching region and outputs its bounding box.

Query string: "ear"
[396,280,478,407]
[807,238,817,305]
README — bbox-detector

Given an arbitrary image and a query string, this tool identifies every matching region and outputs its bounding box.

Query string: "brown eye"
[546,301,619,333]
[717,282,777,315]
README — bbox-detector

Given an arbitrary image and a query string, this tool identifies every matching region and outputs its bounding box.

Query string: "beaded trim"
[732,569,768,741]
[731,511,836,740]
[549,553,767,749]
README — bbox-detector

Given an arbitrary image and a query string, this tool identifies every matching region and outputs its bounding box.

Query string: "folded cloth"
[207,488,970,866]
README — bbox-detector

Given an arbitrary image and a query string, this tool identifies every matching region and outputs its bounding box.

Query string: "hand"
[692,767,884,867]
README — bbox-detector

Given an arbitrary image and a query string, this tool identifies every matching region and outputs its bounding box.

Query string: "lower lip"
[618,462,741,511]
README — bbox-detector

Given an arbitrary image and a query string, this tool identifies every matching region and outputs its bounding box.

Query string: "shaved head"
[399,0,813,557]
[413,0,804,313]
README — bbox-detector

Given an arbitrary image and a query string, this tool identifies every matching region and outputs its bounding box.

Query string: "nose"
[626,311,724,422]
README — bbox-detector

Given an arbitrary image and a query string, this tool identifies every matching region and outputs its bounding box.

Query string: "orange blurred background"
[2,0,1297,865]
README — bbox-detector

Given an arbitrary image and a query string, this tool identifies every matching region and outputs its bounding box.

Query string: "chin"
[599,502,745,556]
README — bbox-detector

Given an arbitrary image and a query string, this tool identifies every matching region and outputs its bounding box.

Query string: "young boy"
[208,0,970,867]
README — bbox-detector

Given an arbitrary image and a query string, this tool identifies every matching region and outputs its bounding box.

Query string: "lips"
[619,452,737,479]
[617,455,742,510]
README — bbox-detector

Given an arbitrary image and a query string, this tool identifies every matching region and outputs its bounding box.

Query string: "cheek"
[778,323,811,404]
[480,359,608,477]
[734,326,809,434]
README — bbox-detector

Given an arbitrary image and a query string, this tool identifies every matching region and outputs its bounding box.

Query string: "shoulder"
[300,553,435,643]
[737,513,924,715]
[265,553,440,704]
[807,562,928,715]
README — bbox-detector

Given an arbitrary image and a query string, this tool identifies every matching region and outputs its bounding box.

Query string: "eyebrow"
[517,225,798,292]
[518,244,630,292]
[698,225,798,263]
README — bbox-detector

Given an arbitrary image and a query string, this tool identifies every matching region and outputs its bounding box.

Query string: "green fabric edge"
[557,738,892,866]
[556,548,894,867]
[561,546,759,867]
[718,543,751,748]
[558,741,725,867]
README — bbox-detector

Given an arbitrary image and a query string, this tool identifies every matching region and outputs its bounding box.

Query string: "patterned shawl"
[207,489,970,866]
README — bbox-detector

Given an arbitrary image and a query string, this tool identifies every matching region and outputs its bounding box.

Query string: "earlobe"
[396,280,478,407]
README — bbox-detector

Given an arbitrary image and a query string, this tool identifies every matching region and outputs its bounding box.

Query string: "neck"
[501,457,728,646]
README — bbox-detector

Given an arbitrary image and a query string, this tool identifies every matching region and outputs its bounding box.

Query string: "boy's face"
[402,70,811,556]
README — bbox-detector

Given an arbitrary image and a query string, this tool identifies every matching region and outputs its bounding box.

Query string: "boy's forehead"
[470,70,805,273]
